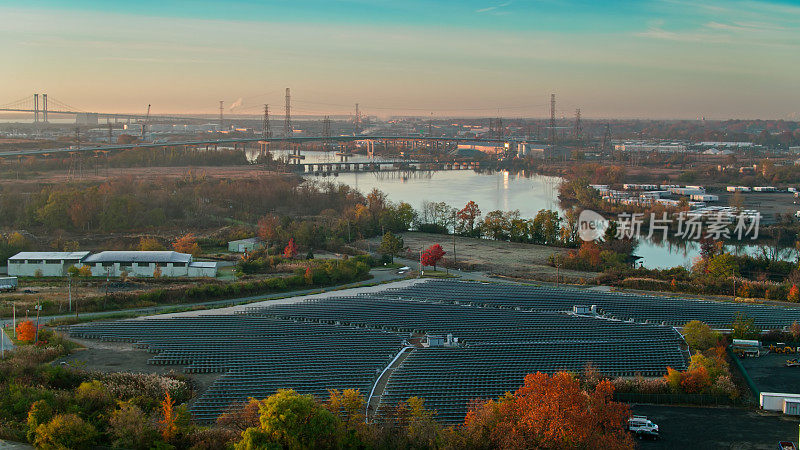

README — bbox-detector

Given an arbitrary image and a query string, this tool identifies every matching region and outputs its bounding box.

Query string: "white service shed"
[7,251,91,277]
[227,237,263,253]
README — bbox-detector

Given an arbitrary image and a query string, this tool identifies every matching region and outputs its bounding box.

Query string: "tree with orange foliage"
[789,284,800,303]
[680,366,711,393]
[257,214,282,245]
[457,201,481,235]
[159,391,177,442]
[577,241,602,268]
[16,320,36,342]
[463,372,633,449]
[172,233,201,256]
[283,238,298,259]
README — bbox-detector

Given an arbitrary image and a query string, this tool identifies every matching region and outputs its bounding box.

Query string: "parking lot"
[633,405,799,449]
[740,352,800,395]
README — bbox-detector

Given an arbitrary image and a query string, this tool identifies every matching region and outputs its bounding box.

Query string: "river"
[254,149,795,269]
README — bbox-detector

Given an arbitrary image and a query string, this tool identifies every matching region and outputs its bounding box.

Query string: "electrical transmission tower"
[602,123,612,153]
[262,104,271,139]
[549,93,556,145]
[354,103,361,135]
[284,88,292,137]
[574,108,582,142]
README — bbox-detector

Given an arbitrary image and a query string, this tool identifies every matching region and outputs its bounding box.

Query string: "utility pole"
[452,212,457,270]
[284,88,292,137]
[68,272,72,312]
[34,302,41,344]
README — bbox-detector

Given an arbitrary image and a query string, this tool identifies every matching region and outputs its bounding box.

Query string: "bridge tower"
[42,94,48,123]
[33,94,39,123]
[322,116,331,151]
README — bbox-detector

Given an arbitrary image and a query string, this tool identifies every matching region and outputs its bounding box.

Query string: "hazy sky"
[1,0,799,119]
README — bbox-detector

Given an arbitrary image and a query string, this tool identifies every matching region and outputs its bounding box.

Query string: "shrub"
[108,402,159,449]
[75,380,113,414]
[26,400,53,443]
[682,321,722,351]
[33,414,98,450]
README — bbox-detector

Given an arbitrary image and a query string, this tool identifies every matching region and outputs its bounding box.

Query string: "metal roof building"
[84,251,192,264]
[83,251,215,278]
[7,251,91,277]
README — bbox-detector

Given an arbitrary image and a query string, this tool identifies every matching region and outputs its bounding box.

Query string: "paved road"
[0,267,405,351]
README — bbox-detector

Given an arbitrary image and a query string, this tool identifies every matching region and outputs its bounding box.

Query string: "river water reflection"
[253,149,795,269]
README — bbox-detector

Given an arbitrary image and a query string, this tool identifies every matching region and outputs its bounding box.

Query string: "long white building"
[7,250,217,278]
[7,252,91,277]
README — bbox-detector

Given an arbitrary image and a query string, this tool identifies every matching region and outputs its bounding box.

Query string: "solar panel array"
[68,316,405,422]
[378,341,690,423]
[245,290,689,424]
[246,295,684,345]
[69,279,733,423]
[383,279,800,328]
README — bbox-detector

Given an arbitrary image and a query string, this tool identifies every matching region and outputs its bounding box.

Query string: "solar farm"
[67,279,800,424]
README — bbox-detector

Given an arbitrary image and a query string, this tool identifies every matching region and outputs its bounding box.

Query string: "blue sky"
[1,0,799,118]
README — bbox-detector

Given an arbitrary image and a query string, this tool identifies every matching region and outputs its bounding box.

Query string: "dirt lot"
[56,338,221,396]
[633,404,799,449]
[0,164,287,186]
[359,232,598,282]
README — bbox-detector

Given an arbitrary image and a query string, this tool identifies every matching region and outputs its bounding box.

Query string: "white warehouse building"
[7,251,217,278]
[83,251,217,278]
[7,252,91,277]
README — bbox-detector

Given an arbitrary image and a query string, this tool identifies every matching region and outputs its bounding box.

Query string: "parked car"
[627,415,659,440]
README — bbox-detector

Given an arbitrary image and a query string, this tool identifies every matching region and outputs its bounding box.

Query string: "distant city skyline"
[1,0,799,119]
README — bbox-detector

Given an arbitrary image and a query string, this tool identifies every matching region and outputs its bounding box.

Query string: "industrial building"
[83,251,217,277]
[614,142,687,153]
[7,250,217,278]
[7,251,91,277]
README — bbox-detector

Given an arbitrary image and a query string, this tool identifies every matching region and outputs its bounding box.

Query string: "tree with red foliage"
[283,238,298,259]
[463,372,633,449]
[421,244,446,271]
[16,320,36,342]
